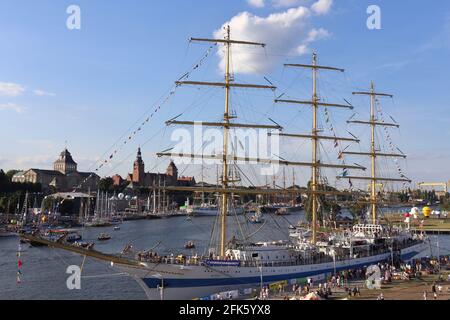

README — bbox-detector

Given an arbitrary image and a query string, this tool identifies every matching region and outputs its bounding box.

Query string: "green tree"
[6,170,19,181]
[0,170,8,192]
[440,194,450,211]
[99,177,114,192]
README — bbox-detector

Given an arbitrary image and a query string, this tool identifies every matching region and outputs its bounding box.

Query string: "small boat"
[64,231,82,243]
[45,229,82,243]
[184,241,195,249]
[74,241,94,249]
[113,226,120,231]
[275,207,291,216]
[249,210,264,224]
[0,230,16,238]
[97,233,111,241]
[84,218,113,228]
[249,215,264,224]
[0,225,16,238]
[260,204,295,215]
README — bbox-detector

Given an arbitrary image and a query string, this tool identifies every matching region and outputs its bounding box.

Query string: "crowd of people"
[256,255,450,300]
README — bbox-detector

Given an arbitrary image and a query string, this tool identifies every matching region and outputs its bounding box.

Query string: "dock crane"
[417,182,449,194]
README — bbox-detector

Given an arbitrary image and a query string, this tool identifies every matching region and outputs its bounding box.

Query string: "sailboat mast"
[292,169,296,205]
[161,27,273,258]
[342,83,410,223]
[220,26,231,258]
[370,82,377,224]
[153,183,156,214]
[276,53,354,244]
[311,53,319,244]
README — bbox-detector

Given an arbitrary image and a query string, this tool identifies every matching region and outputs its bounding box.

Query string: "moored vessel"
[19,25,428,301]
[97,233,111,241]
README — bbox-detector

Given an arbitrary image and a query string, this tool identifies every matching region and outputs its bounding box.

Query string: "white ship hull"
[115,241,428,300]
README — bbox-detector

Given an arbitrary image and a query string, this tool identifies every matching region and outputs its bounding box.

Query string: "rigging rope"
[73,44,216,190]
[323,107,354,189]
[375,99,410,187]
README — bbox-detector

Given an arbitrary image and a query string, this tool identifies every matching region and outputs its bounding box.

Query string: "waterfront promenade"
[269,274,450,300]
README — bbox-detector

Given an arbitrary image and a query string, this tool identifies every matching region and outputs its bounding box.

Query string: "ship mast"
[158,38,366,252]
[221,26,231,258]
[339,82,411,224]
[275,53,363,244]
[159,26,279,258]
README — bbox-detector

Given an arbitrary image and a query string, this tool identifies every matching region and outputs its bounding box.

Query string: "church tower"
[166,160,178,183]
[132,148,145,184]
[53,148,78,174]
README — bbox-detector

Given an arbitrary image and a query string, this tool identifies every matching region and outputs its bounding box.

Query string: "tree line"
[0,169,42,214]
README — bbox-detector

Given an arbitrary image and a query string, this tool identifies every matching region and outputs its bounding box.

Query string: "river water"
[1,211,449,300]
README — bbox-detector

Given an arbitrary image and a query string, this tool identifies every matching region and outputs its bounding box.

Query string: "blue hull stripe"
[401,251,419,261]
[143,250,422,289]
[143,258,388,289]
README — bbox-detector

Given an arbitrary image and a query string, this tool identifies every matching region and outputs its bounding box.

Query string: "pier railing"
[136,246,397,269]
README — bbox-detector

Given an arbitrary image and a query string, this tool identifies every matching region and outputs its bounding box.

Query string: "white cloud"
[214,4,332,74]
[0,82,25,97]
[295,44,310,55]
[247,0,265,8]
[248,0,311,9]
[311,0,333,15]
[33,89,56,97]
[13,155,54,169]
[306,27,331,42]
[0,103,25,113]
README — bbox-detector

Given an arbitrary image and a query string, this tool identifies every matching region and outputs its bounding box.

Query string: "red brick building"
[123,148,195,188]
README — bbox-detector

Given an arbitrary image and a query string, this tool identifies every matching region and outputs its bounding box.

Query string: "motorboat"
[98,233,111,241]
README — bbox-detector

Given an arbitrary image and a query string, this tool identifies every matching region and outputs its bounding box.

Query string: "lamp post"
[436,235,441,276]
[332,250,337,276]
[259,263,263,293]
[153,273,164,300]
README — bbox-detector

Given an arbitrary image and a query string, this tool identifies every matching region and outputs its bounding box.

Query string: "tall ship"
[22,26,428,300]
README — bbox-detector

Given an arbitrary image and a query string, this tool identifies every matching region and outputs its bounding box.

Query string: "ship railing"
[135,243,409,267]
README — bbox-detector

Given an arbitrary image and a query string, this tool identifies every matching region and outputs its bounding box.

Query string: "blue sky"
[0,0,449,188]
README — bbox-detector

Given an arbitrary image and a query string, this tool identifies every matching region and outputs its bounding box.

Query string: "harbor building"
[117,148,196,189]
[12,148,100,192]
